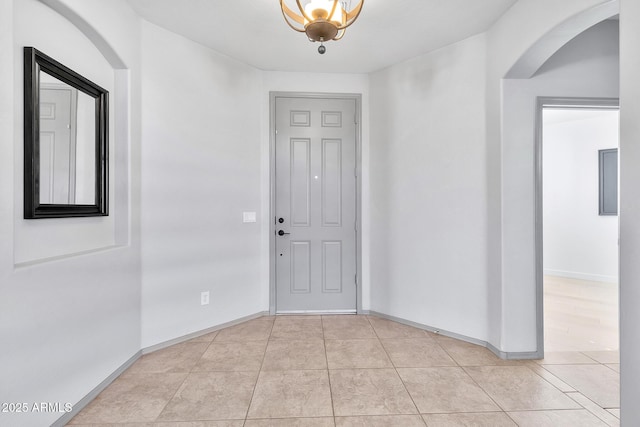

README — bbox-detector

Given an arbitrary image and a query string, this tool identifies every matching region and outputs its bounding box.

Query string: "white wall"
[543,109,619,283]
[500,19,619,352]
[619,0,640,423]
[369,33,490,340]
[0,1,142,426]
[139,22,265,347]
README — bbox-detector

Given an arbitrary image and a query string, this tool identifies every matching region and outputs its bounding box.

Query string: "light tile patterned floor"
[67,315,620,426]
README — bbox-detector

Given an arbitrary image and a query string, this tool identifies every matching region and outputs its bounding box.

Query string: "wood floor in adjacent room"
[544,275,619,352]
[67,314,619,426]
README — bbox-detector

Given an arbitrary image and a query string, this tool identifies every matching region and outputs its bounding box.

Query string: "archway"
[501,1,620,357]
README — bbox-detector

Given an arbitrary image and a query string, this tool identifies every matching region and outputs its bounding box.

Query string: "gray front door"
[274,95,357,312]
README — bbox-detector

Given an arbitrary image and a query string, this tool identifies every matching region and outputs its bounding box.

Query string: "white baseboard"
[52,351,141,427]
[367,311,542,360]
[277,309,357,315]
[544,269,617,284]
[142,311,271,354]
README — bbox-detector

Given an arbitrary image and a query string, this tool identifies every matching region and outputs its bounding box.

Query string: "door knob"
[278,230,290,236]
[278,217,285,223]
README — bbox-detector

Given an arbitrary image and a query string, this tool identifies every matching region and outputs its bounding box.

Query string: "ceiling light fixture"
[279,0,364,54]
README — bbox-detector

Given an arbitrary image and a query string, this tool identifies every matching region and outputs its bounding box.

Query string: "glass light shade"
[330,3,345,25]
[304,0,343,24]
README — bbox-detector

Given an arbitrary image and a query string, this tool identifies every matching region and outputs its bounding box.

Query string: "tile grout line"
[365,316,426,424]
[527,364,576,393]
[565,391,620,427]
[321,315,338,426]
[604,363,620,373]
[242,316,276,426]
[429,333,516,417]
[430,336,461,368]
[149,337,215,423]
[535,360,620,416]
[524,362,582,394]
[578,351,601,363]
[458,365,509,414]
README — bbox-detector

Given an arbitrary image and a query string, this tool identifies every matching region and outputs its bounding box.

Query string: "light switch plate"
[201,291,210,305]
[243,212,257,223]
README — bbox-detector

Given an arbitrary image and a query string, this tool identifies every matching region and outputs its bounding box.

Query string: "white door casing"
[534,96,620,357]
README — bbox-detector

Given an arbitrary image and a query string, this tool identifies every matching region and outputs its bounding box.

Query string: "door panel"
[322,241,342,293]
[275,96,357,312]
[291,138,311,226]
[291,241,312,293]
[322,139,342,226]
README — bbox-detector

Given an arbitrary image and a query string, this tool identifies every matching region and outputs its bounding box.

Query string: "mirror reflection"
[39,72,96,205]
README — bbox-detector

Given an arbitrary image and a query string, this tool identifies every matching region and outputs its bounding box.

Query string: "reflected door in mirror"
[39,78,96,205]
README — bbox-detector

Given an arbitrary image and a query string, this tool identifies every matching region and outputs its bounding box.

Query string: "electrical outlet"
[201,291,210,305]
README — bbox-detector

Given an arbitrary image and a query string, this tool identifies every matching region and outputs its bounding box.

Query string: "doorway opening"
[537,98,619,355]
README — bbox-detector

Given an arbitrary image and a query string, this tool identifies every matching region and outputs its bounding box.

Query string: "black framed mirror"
[24,47,108,219]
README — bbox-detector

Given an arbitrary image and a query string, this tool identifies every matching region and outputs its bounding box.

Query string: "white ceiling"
[126,0,518,73]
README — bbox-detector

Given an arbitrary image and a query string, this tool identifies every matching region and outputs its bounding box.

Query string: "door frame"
[269,91,363,315]
[534,96,620,357]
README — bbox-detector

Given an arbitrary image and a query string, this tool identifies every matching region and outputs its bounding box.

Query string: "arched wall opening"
[499,1,619,357]
[39,0,127,69]
[505,1,620,79]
